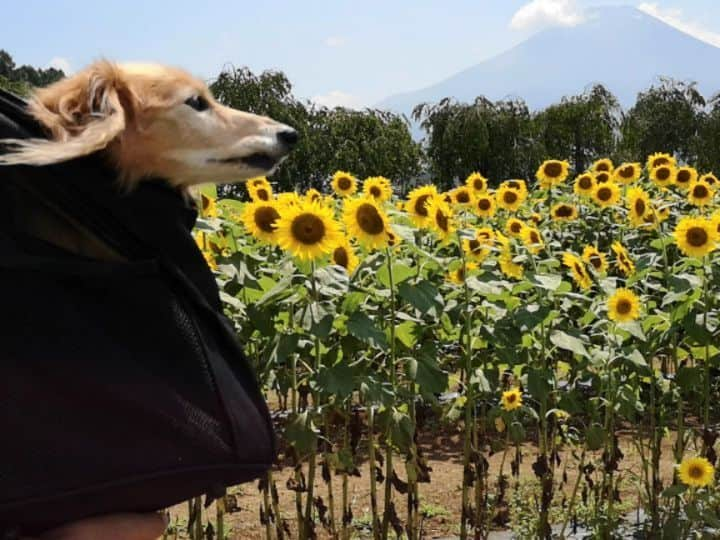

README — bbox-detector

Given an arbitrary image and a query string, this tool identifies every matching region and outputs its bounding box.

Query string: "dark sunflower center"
[510,222,522,234]
[687,226,709,247]
[338,177,352,190]
[257,188,269,201]
[457,268,465,281]
[635,199,646,216]
[530,231,540,243]
[596,172,610,184]
[291,213,326,245]
[414,194,431,216]
[693,185,709,198]
[473,179,485,190]
[597,187,612,201]
[443,194,452,203]
[574,263,584,275]
[370,186,382,198]
[507,181,521,190]
[436,209,449,232]
[555,205,573,217]
[706,176,717,186]
[544,162,562,177]
[503,191,518,204]
[596,162,611,172]
[676,170,691,184]
[468,239,482,253]
[616,299,632,314]
[590,255,602,269]
[689,465,704,479]
[656,168,671,181]
[387,232,397,246]
[456,190,471,204]
[619,166,634,178]
[478,198,491,211]
[579,176,593,189]
[478,232,491,241]
[653,157,669,168]
[252,179,265,187]
[356,203,385,235]
[254,206,281,233]
[506,394,517,403]
[333,247,349,268]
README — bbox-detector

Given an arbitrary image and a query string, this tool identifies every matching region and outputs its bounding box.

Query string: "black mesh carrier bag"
[0,89,275,537]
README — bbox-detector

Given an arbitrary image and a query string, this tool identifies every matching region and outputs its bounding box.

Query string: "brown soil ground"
[166,422,681,540]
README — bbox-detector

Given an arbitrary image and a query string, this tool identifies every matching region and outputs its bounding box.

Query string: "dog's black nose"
[277,129,299,148]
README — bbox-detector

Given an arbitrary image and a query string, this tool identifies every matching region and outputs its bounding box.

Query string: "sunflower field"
[185,154,720,540]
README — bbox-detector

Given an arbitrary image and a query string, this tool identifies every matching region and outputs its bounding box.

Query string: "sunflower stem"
[381,247,397,540]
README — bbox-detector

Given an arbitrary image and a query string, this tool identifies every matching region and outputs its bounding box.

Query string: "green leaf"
[527,368,552,401]
[532,273,562,291]
[550,330,589,358]
[509,421,526,444]
[269,333,300,365]
[586,424,605,451]
[661,484,687,498]
[398,280,442,316]
[316,359,357,398]
[396,320,419,348]
[377,263,415,288]
[285,412,317,457]
[346,311,388,349]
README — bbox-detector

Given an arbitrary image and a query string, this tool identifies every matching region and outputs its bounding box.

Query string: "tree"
[534,84,621,173]
[620,78,705,165]
[0,49,65,96]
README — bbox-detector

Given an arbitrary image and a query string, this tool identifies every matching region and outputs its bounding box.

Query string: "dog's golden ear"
[0,60,136,166]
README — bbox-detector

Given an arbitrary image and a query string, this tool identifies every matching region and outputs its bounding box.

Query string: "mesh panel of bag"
[0,89,276,537]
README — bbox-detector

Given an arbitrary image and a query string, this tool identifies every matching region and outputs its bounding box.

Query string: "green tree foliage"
[210,66,421,195]
[413,97,543,189]
[535,84,621,173]
[0,49,65,96]
[620,78,705,165]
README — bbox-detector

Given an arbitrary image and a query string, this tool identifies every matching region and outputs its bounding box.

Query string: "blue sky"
[4,1,720,107]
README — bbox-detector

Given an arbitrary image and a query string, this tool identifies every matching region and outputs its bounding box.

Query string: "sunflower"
[463,227,495,261]
[626,186,651,226]
[650,165,675,188]
[427,198,456,242]
[592,182,621,208]
[305,188,323,205]
[275,200,342,261]
[331,171,358,197]
[505,217,526,238]
[343,197,391,249]
[700,173,719,189]
[447,261,478,285]
[496,185,525,211]
[551,203,578,222]
[592,158,614,173]
[582,245,608,274]
[363,176,392,202]
[474,193,497,218]
[537,159,570,188]
[332,238,359,274]
[451,186,475,207]
[688,180,715,207]
[607,288,641,322]
[498,251,524,280]
[241,200,281,244]
[712,212,720,237]
[613,162,642,184]
[678,457,715,488]
[673,166,697,191]
[201,250,218,271]
[501,388,522,412]
[386,229,401,248]
[674,216,717,258]
[500,179,529,199]
[406,185,438,227]
[612,241,635,276]
[520,226,544,254]
[276,191,302,208]
[647,152,676,171]
[199,193,218,218]
[247,178,273,202]
[574,173,596,197]
[466,172,488,194]
[563,252,592,290]
[594,171,612,185]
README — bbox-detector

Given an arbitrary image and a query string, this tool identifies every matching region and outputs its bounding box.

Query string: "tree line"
[3,49,720,194]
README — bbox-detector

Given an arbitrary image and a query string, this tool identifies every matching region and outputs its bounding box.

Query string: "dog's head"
[0,61,297,187]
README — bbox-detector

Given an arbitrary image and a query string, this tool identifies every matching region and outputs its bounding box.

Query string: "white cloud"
[324,36,346,48]
[638,2,720,48]
[311,90,364,110]
[47,57,72,74]
[510,0,584,32]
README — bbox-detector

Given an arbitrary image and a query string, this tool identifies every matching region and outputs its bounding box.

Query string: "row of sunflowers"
[190,152,720,539]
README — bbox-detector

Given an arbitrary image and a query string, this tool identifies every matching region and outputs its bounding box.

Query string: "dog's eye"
[184,95,210,112]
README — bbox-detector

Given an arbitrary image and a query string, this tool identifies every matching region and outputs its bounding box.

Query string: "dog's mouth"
[211,152,280,171]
